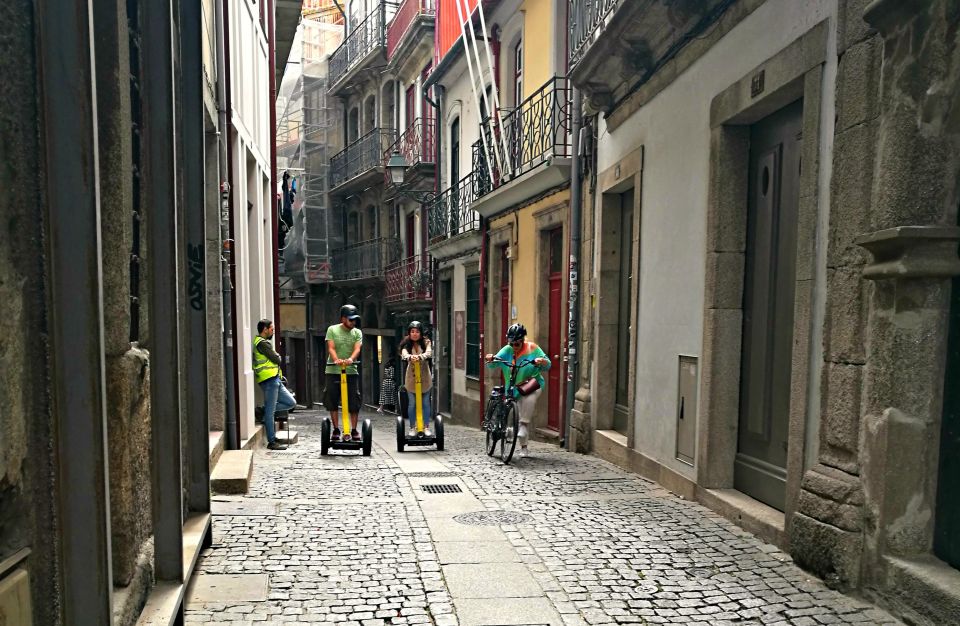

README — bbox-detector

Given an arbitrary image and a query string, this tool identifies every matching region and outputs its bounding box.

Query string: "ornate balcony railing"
[384,117,435,184]
[329,3,396,87]
[428,172,481,243]
[330,127,397,189]
[472,76,572,198]
[331,237,401,282]
[387,0,435,59]
[568,0,618,68]
[385,254,433,304]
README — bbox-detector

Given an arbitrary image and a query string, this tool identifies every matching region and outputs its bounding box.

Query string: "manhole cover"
[421,484,462,494]
[453,510,533,526]
[406,471,460,478]
[687,567,714,578]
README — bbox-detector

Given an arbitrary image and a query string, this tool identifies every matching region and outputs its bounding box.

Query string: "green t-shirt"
[325,323,363,375]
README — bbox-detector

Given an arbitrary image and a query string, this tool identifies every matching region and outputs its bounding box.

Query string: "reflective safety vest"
[253,336,280,383]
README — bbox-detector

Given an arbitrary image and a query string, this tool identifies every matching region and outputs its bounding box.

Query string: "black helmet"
[408,321,424,332]
[506,323,527,341]
[340,304,360,321]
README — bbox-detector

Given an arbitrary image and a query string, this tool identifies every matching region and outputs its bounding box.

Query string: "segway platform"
[320,416,372,456]
[395,388,444,452]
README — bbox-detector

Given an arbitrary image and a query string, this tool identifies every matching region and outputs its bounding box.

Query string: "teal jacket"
[486,341,551,397]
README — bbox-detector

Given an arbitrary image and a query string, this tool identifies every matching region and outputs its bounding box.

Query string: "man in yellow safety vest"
[254,319,294,450]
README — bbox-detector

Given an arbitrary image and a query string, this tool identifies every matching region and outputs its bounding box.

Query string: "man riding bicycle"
[485,323,550,458]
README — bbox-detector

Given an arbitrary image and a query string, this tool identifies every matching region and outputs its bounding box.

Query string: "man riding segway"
[320,304,372,455]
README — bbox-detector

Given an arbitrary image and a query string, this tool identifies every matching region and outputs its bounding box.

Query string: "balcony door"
[406,212,415,259]
[405,84,416,131]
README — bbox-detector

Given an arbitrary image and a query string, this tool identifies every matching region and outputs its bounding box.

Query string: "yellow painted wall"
[489,188,570,344]
[518,0,554,97]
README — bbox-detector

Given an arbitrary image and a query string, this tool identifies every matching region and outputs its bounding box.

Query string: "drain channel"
[421,484,463,494]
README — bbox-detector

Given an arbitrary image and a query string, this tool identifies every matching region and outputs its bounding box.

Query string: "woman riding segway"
[396,321,444,451]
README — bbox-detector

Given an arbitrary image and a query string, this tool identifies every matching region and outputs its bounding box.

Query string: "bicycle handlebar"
[488,356,539,369]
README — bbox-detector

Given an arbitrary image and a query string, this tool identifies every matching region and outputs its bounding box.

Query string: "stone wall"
[791,0,880,590]
[0,2,62,625]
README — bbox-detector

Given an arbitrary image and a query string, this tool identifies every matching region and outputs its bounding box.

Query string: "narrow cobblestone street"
[186,410,900,625]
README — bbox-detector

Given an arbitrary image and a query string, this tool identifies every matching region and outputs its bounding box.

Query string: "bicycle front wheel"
[500,402,519,464]
[484,399,499,456]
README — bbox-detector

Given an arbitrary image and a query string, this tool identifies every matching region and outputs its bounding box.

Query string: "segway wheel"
[321,417,331,456]
[396,415,405,452]
[435,415,444,451]
[361,419,373,456]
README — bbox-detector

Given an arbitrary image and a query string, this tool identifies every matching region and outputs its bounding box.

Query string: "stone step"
[210,450,253,495]
[209,430,225,470]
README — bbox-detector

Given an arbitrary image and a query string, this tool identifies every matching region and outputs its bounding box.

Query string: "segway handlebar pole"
[340,365,351,434]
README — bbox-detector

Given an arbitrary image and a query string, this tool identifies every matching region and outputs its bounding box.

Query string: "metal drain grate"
[406,471,460,478]
[421,484,462,494]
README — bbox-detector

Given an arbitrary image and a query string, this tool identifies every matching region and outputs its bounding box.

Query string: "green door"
[935,272,960,569]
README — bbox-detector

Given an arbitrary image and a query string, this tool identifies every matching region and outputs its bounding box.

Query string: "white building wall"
[229,0,275,440]
[592,0,838,476]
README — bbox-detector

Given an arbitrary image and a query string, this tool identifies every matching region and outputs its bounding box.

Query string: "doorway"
[547,227,564,431]
[734,99,803,512]
[613,188,635,435]
[440,278,453,413]
[935,272,960,569]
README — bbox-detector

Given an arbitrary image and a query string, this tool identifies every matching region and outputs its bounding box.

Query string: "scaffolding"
[276,4,345,285]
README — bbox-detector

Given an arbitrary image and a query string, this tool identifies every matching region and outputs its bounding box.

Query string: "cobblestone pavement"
[186,409,900,625]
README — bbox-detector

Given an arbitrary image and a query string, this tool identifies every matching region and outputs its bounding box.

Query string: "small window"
[466,275,480,378]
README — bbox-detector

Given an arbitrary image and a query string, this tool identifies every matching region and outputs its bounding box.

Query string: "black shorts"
[323,373,362,413]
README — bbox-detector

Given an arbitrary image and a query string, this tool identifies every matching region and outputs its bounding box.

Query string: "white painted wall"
[592,0,838,476]
[229,0,275,440]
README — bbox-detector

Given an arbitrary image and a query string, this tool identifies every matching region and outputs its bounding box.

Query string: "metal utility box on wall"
[676,356,698,465]
[0,568,32,625]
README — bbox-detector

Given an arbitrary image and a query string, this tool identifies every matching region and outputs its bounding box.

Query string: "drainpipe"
[268,0,282,353]
[563,88,582,450]
[478,220,487,426]
[217,0,241,449]
[424,82,443,419]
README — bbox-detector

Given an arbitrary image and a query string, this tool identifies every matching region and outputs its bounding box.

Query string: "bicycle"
[483,356,537,464]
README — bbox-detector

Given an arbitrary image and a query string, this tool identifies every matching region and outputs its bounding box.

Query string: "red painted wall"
[436,0,480,64]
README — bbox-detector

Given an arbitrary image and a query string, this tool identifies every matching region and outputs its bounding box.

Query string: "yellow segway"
[322,364,372,456]
[395,358,443,452]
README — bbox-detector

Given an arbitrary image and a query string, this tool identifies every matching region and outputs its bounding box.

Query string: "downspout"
[268,0,282,353]
[332,0,347,36]
[217,0,241,449]
[424,82,443,419]
[563,88,583,450]
[478,219,487,426]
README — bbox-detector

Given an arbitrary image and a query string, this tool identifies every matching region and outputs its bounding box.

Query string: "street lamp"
[386,149,436,204]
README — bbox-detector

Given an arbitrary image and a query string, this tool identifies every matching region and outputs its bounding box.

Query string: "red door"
[547,228,563,431]
[500,245,511,386]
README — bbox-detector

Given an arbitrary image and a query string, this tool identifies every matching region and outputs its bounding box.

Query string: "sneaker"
[407,427,416,437]
[351,429,360,441]
[331,428,341,442]
[424,428,432,437]
[519,446,528,458]
[268,441,288,451]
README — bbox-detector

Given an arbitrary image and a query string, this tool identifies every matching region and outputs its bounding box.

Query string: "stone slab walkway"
[185,409,900,625]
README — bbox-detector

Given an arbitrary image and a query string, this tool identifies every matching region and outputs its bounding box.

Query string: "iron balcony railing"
[568,0,619,68]
[387,0,435,59]
[473,76,572,198]
[329,3,396,87]
[331,237,401,282]
[330,127,397,189]
[385,254,433,304]
[428,172,481,243]
[383,117,435,184]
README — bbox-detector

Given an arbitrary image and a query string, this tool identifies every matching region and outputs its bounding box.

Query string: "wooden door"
[547,228,563,431]
[935,272,960,568]
[734,99,803,512]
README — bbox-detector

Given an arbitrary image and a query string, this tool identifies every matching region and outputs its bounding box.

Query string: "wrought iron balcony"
[330,237,401,283]
[568,0,618,69]
[330,127,397,191]
[567,0,732,116]
[470,77,572,215]
[428,172,480,243]
[329,3,396,90]
[385,254,433,305]
[387,0,435,60]
[383,117,436,185]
